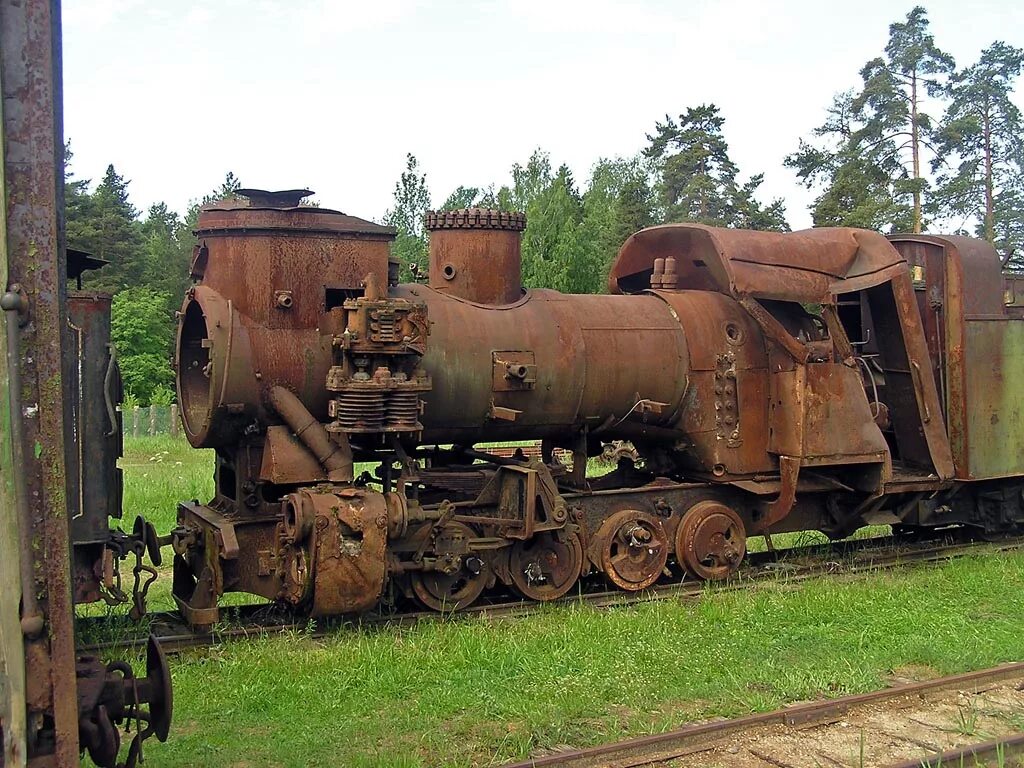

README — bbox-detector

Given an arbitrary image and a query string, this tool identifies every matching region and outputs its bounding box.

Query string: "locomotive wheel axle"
[410,521,491,610]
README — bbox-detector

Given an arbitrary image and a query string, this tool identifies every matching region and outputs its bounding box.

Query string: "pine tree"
[852,6,955,233]
[64,143,99,257]
[81,164,145,293]
[610,168,656,248]
[993,179,1024,268]
[786,92,914,231]
[931,42,1024,255]
[141,202,189,301]
[646,104,787,230]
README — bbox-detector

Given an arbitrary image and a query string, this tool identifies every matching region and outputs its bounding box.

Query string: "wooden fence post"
[132,406,140,438]
[170,404,179,437]
[148,404,156,436]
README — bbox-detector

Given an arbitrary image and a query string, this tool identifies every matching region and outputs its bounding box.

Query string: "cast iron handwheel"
[675,500,746,580]
[594,509,669,591]
[508,530,583,601]
[410,522,489,611]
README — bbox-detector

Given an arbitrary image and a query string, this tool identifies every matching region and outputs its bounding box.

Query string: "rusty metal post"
[0,55,28,768]
[1,0,81,764]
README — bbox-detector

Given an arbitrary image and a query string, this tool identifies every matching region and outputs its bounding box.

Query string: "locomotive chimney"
[425,208,527,305]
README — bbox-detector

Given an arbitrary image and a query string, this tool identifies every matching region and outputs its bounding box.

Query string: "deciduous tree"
[439,186,481,211]
[110,287,175,403]
[382,153,431,279]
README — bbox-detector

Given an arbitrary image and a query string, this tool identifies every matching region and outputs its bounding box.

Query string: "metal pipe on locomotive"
[169,188,1024,626]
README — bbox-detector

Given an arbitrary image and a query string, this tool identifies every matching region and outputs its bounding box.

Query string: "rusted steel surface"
[167,191,1024,625]
[1,0,81,762]
[609,224,907,302]
[590,509,668,591]
[650,289,772,476]
[289,488,388,615]
[674,500,746,579]
[0,42,27,768]
[890,234,1021,480]
[178,189,395,448]
[507,530,584,601]
[425,208,526,305]
[67,291,123,603]
[399,284,689,445]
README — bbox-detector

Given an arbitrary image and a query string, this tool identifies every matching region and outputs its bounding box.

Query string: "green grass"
[89,438,1024,767]
[119,434,214,534]
[102,551,1024,768]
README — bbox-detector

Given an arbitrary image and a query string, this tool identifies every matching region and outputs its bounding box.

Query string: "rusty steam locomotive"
[165,189,1024,625]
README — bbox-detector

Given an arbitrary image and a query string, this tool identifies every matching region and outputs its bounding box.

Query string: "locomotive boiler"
[169,189,1024,625]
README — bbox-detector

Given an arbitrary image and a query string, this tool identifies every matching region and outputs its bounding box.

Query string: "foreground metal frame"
[1,0,80,763]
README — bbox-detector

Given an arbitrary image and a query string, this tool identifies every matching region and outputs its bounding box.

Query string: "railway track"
[77,531,1024,657]
[502,662,1024,768]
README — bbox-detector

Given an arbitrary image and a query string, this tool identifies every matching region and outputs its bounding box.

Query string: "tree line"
[66,149,241,403]
[66,6,1023,404]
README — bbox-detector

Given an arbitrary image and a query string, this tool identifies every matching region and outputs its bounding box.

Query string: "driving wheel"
[675,500,746,580]
[410,522,489,611]
[594,510,669,591]
[508,530,583,601]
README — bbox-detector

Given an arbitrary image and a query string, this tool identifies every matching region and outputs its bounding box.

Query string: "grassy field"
[91,437,1024,767]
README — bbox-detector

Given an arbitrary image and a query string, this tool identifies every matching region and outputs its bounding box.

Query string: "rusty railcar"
[168,193,1024,624]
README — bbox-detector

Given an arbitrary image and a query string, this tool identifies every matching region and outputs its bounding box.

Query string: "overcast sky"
[62,0,1023,230]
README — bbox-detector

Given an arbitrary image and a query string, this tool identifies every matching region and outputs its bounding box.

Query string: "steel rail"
[76,532,1024,657]
[501,663,1024,768]
[886,732,1024,768]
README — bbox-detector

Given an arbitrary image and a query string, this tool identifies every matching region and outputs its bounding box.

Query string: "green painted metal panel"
[963,319,1024,478]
